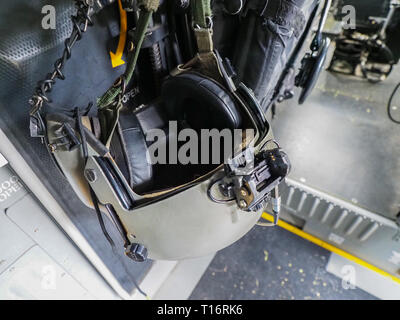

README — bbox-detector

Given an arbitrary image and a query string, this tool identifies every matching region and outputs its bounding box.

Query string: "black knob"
[121,0,135,11]
[125,243,148,262]
[174,0,190,12]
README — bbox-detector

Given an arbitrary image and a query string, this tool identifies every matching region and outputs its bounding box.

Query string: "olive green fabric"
[97,1,159,109]
[97,0,215,143]
[192,0,213,53]
[191,0,211,28]
[138,0,159,12]
[96,1,160,144]
[194,28,214,53]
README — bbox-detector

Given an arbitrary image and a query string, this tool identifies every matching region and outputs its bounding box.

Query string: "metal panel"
[0,246,93,300]
[6,194,119,300]
[0,211,34,274]
[326,253,400,300]
[0,163,28,211]
[274,178,400,278]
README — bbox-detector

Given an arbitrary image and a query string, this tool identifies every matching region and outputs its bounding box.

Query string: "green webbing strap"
[191,0,213,53]
[97,1,159,109]
[192,0,212,29]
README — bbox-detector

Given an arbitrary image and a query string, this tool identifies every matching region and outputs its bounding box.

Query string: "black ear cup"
[110,108,153,193]
[110,73,244,193]
[161,72,242,131]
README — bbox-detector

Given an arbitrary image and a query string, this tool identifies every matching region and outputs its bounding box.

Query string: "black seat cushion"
[161,72,242,131]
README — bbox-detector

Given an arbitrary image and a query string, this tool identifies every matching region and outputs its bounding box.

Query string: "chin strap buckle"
[29,113,45,139]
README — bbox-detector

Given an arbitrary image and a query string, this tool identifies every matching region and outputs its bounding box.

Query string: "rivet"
[239,200,248,209]
[85,169,97,183]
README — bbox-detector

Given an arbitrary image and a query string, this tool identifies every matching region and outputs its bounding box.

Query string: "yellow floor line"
[262,212,400,285]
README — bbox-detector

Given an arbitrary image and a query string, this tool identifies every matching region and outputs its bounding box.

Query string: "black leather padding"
[161,72,242,131]
[110,108,153,194]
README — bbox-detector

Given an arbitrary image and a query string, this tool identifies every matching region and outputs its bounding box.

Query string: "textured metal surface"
[283,178,398,230]
[0,0,151,292]
[276,172,400,277]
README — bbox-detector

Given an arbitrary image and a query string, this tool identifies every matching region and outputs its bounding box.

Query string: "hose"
[388,82,400,124]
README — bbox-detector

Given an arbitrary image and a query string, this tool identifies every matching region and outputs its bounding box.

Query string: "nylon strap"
[97,1,159,109]
[192,0,213,53]
[192,0,211,28]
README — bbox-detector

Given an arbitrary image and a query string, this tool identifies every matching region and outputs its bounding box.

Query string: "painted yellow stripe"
[262,212,400,285]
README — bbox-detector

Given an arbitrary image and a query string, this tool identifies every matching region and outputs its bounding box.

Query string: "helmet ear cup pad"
[110,107,153,193]
[161,72,242,131]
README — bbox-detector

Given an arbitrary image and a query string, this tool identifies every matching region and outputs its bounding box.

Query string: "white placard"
[0,153,8,168]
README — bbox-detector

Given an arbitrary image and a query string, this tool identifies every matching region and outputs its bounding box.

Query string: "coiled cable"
[29,1,94,122]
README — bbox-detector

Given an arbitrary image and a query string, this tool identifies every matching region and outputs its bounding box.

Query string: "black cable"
[117,253,148,298]
[90,186,148,297]
[388,82,400,124]
[260,139,281,151]
[207,179,235,204]
[89,187,116,249]
[78,112,147,297]
[77,106,116,249]
[76,107,89,158]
